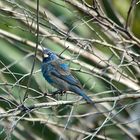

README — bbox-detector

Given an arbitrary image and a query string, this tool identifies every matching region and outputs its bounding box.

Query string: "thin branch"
[23,0,40,101]
[0,93,140,119]
[15,117,112,140]
[65,0,140,47]
[125,0,137,29]
[0,27,139,90]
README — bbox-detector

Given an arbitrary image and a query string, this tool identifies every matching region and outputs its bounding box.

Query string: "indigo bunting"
[41,49,93,104]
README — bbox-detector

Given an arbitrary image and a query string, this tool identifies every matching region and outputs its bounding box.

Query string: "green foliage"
[0,0,140,140]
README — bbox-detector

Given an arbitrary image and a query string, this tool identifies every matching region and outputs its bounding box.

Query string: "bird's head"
[42,49,58,62]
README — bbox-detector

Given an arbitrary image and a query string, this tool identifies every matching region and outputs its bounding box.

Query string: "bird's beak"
[44,54,49,58]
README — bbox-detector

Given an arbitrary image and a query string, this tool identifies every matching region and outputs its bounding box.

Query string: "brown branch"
[0,28,139,90]
[23,0,40,101]
[0,93,140,119]
[16,117,112,140]
[125,0,137,29]
[65,0,140,47]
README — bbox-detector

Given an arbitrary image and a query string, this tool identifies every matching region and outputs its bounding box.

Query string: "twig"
[65,0,140,47]
[23,0,40,101]
[0,93,140,119]
[15,117,112,140]
[125,0,137,29]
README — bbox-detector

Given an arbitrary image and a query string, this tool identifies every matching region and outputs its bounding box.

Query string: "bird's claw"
[43,92,54,97]
[52,90,66,97]
[43,90,66,98]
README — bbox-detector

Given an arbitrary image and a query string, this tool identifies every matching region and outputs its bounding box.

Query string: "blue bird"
[41,49,94,104]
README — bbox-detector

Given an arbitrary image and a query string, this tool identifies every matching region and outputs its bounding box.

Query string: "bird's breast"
[41,63,54,84]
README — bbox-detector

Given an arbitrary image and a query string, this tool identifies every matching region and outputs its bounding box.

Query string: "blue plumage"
[41,49,93,104]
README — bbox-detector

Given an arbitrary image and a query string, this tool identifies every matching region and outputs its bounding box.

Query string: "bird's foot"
[52,90,66,97]
[43,92,53,97]
[43,90,66,98]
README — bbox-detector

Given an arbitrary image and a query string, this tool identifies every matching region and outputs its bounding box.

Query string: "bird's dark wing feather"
[50,60,82,88]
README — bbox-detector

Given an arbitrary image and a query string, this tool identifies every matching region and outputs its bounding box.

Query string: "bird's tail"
[70,86,100,113]
[70,86,94,104]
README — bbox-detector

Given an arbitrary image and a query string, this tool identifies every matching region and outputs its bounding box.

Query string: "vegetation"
[0,0,140,140]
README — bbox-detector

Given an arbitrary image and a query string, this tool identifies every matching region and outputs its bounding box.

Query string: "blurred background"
[0,0,140,140]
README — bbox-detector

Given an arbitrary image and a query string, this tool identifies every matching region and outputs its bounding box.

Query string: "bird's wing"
[50,60,82,88]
